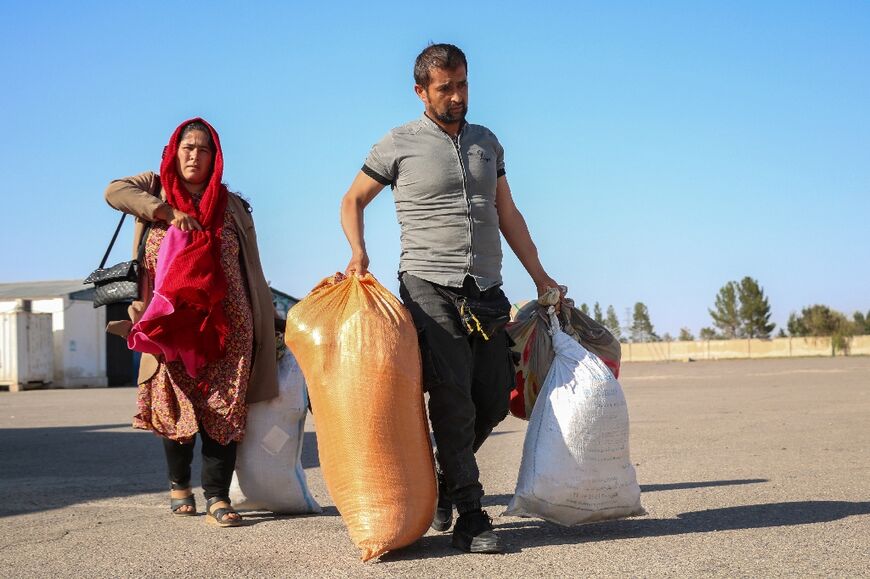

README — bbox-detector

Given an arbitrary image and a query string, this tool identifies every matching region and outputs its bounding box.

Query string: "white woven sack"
[230,351,321,514]
[506,315,644,525]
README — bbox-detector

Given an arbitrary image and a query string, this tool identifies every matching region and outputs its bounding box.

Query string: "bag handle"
[98,174,161,269]
[98,212,127,269]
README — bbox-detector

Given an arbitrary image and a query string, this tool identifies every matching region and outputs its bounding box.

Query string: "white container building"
[0,308,54,391]
[0,280,111,390]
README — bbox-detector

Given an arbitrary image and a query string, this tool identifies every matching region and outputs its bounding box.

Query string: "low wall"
[623,335,870,362]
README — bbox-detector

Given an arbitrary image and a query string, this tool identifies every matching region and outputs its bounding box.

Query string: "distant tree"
[738,277,775,338]
[630,302,658,342]
[777,328,787,338]
[853,311,868,335]
[788,304,853,353]
[623,307,632,340]
[678,327,695,341]
[788,305,846,336]
[605,305,622,340]
[709,281,741,338]
[699,327,718,340]
[662,332,674,342]
[580,303,590,316]
[593,302,604,324]
[786,312,805,336]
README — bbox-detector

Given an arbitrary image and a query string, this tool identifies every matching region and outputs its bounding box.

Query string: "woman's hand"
[157,204,202,231]
[170,208,203,232]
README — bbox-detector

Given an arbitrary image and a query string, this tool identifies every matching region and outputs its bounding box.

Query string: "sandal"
[205,496,243,527]
[170,482,196,516]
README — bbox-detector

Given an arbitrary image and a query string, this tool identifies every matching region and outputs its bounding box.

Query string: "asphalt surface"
[1,356,868,578]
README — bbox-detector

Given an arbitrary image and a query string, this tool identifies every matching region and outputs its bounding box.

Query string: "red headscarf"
[132,118,229,382]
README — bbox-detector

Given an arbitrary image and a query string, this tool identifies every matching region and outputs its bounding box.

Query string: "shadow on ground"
[640,479,768,492]
[495,500,870,552]
[0,424,322,518]
[240,505,340,526]
[379,500,870,562]
[0,421,502,518]
[8,422,864,560]
[478,478,768,510]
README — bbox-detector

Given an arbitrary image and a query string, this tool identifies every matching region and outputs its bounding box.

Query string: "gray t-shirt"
[363,114,506,290]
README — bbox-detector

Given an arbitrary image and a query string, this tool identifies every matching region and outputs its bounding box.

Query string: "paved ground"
[1,356,868,578]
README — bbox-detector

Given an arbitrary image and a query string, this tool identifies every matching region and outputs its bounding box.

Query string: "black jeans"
[399,273,514,512]
[163,428,237,500]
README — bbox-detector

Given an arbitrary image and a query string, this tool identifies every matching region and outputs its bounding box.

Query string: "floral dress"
[133,209,253,445]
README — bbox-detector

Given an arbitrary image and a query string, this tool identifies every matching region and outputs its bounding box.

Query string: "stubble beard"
[434,103,467,124]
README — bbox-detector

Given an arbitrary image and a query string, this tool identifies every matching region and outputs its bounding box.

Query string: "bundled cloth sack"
[284,273,436,562]
[507,288,621,420]
[506,310,644,526]
[229,345,320,514]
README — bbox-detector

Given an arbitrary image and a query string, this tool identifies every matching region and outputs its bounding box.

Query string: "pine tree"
[678,327,695,341]
[738,276,775,338]
[580,303,590,316]
[699,327,718,340]
[593,302,604,324]
[624,307,632,339]
[605,305,622,340]
[709,281,741,338]
[853,311,868,335]
[630,302,658,342]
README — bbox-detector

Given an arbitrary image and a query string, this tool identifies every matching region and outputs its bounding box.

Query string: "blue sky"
[1,1,867,337]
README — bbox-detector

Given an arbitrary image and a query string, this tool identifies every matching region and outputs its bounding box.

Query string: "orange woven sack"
[284,273,436,561]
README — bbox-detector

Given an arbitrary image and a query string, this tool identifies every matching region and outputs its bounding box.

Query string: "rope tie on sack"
[546,306,560,337]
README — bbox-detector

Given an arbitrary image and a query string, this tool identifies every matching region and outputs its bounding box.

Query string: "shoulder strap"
[99,212,127,269]
[150,173,162,198]
[99,174,161,269]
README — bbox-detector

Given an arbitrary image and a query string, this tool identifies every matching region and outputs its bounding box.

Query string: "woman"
[105,118,280,527]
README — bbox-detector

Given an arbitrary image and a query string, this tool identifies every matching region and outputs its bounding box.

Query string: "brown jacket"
[104,171,278,403]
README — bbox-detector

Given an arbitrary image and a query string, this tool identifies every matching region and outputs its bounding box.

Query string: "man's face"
[416,65,468,125]
[175,129,214,186]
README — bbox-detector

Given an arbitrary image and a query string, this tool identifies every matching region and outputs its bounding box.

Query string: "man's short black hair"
[414,43,468,89]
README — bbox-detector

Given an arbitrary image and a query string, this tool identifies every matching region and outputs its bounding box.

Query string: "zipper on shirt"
[449,129,473,276]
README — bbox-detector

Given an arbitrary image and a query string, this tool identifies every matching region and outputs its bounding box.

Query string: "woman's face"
[175,129,214,186]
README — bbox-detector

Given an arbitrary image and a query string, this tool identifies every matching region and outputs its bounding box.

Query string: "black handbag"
[84,212,152,308]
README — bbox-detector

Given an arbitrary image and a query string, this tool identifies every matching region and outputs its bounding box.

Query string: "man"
[340,43,561,554]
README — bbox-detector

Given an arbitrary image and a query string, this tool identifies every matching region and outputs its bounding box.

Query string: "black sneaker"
[431,477,453,532]
[451,509,501,554]
[432,495,453,532]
